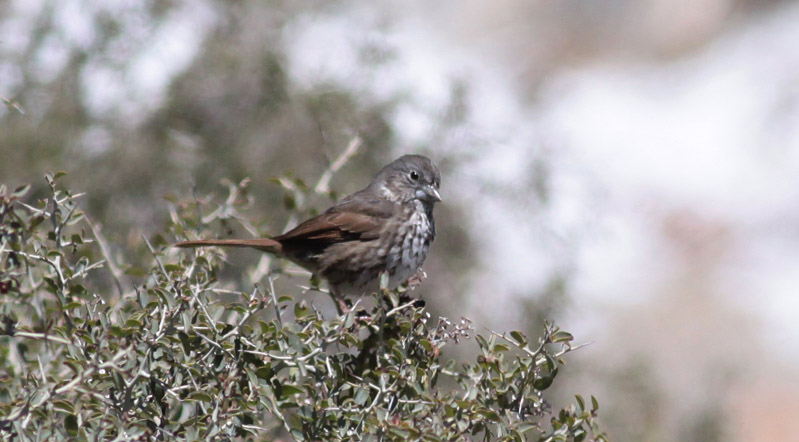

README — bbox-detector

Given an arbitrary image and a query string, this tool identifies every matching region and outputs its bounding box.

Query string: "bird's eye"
[409,171,419,181]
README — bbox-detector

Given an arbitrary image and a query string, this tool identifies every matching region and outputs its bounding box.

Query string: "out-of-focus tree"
[0,1,475,314]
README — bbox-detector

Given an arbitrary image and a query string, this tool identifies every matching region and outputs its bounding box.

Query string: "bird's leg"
[406,268,427,290]
[336,299,350,316]
[397,269,426,308]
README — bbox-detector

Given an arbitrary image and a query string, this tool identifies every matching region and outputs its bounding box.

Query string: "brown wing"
[274,192,395,243]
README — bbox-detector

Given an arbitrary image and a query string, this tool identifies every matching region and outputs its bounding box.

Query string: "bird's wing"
[274,195,395,243]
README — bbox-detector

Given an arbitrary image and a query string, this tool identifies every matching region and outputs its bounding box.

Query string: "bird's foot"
[406,269,427,290]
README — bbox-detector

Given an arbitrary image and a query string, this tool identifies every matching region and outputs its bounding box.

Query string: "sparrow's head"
[371,154,442,205]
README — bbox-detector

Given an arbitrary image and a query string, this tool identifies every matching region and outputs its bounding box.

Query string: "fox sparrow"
[176,155,442,298]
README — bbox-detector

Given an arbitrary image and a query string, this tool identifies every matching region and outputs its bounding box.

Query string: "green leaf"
[64,414,78,435]
[354,388,369,405]
[152,234,168,247]
[509,330,527,346]
[380,272,391,291]
[418,339,433,352]
[280,384,304,397]
[493,343,509,352]
[551,330,574,344]
[575,394,585,410]
[52,400,75,414]
[387,288,399,306]
[294,302,309,318]
[12,185,30,198]
[164,264,182,273]
[533,366,559,390]
[343,310,355,328]
[188,391,212,402]
[283,194,296,210]
[124,266,148,277]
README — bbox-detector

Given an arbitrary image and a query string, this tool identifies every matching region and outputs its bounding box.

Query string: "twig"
[2,96,25,114]
[266,276,282,327]
[187,283,218,330]
[83,213,127,297]
[195,331,224,351]
[554,341,594,358]
[250,254,273,284]
[314,136,363,194]
[242,424,271,432]
[12,331,76,346]
[385,300,419,318]
[49,196,61,249]
[143,235,168,278]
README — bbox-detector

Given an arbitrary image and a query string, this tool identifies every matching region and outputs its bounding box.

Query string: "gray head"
[370,154,442,205]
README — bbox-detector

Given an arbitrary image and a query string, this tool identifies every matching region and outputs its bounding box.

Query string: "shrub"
[0,174,604,441]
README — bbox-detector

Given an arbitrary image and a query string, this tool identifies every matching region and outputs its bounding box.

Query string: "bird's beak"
[417,185,442,203]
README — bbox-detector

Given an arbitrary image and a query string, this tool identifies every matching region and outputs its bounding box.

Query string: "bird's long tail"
[175,238,282,253]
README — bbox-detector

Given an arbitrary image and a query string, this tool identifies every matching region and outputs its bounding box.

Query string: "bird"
[176,154,442,300]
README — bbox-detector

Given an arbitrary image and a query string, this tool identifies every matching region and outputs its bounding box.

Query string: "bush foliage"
[0,174,604,441]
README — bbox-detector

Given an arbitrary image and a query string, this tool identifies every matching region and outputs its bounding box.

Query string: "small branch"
[84,213,128,297]
[143,235,168,278]
[207,288,243,296]
[298,348,322,362]
[2,96,25,114]
[49,196,61,249]
[266,276,282,327]
[11,331,76,346]
[385,300,419,318]
[314,136,363,194]
[242,424,271,432]
[250,254,273,284]
[554,341,594,358]
[187,284,218,330]
[195,330,224,351]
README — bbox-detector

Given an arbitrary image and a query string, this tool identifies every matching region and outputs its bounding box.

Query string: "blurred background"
[2,0,798,440]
